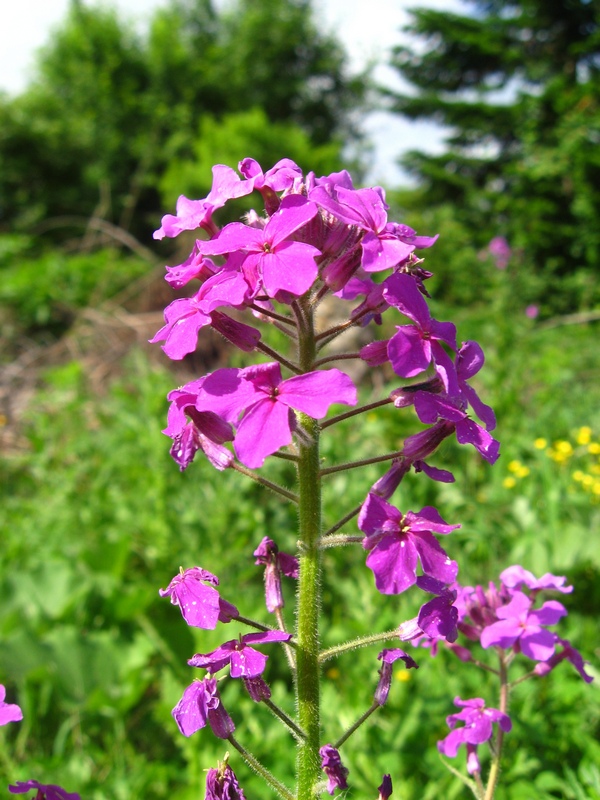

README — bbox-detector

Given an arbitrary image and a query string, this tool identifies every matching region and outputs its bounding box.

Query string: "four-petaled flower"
[480,590,567,661]
[159,567,238,629]
[9,782,81,800]
[188,631,292,678]
[197,362,357,468]
[437,696,512,773]
[0,684,22,726]
[359,493,459,594]
[172,677,235,738]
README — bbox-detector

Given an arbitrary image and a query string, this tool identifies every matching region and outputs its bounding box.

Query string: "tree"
[388,0,600,313]
[0,0,367,239]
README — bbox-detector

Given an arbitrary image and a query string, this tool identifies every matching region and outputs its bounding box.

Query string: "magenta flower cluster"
[146,157,590,799]
[414,565,594,776]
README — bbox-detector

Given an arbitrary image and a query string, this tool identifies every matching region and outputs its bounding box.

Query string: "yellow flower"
[508,460,522,473]
[555,440,573,456]
[395,669,411,683]
[503,476,517,489]
[593,482,600,496]
[516,466,530,478]
[588,443,600,455]
[582,475,594,488]
[577,427,592,445]
[534,438,547,449]
[573,470,585,482]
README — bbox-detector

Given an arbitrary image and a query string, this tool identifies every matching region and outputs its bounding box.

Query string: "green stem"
[318,534,363,549]
[235,614,272,632]
[320,397,393,429]
[296,412,322,800]
[295,296,322,800]
[319,629,402,663]
[231,462,299,503]
[262,697,306,741]
[228,735,295,800]
[322,504,362,537]
[256,342,302,374]
[320,449,404,476]
[484,653,510,800]
[334,702,380,749]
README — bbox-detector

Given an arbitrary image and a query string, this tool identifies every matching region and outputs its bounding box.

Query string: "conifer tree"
[389,1,600,311]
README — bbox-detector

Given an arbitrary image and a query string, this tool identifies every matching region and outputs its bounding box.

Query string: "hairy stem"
[319,629,402,663]
[231,462,299,503]
[321,397,393,429]
[228,735,294,800]
[334,702,380,749]
[484,653,510,800]
[262,698,306,741]
[320,449,404,476]
[256,341,302,375]
[323,504,362,538]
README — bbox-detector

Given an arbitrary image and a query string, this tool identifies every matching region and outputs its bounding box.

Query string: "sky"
[0,0,464,186]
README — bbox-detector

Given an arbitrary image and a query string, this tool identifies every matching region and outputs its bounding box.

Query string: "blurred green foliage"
[0,0,366,239]
[1,256,599,796]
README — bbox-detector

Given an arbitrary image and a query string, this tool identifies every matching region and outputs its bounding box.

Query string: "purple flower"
[153,164,255,240]
[188,630,292,678]
[383,273,458,393]
[159,567,238,629]
[205,761,247,800]
[374,649,418,705]
[480,590,567,660]
[454,341,496,431]
[8,782,80,800]
[437,697,512,767]
[163,379,235,471]
[499,565,573,595]
[533,637,594,683]
[198,195,320,299]
[0,685,22,726]
[310,184,416,272]
[416,576,459,643]
[319,745,349,795]
[149,267,255,360]
[358,493,459,594]
[197,362,356,468]
[377,775,393,800]
[412,392,500,464]
[172,677,235,738]
[488,236,511,269]
[242,676,272,702]
[254,537,299,613]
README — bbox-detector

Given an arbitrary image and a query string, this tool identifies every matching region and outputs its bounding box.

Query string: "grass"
[1,271,599,798]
